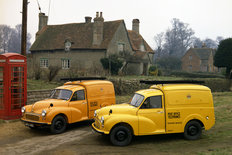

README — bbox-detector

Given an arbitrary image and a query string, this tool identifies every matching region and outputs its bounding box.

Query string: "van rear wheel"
[184,121,202,140]
[110,125,132,146]
[50,115,67,134]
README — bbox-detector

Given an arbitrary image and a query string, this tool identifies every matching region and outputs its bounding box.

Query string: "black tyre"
[50,115,67,134]
[184,121,202,140]
[110,125,132,146]
[29,126,38,130]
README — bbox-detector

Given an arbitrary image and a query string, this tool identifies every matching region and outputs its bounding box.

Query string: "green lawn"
[27,79,61,90]
[2,77,232,154]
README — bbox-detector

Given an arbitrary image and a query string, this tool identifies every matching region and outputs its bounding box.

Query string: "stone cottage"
[181,45,218,72]
[29,12,154,79]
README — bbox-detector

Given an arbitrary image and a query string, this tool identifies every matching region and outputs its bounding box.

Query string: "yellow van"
[21,78,115,134]
[92,80,215,146]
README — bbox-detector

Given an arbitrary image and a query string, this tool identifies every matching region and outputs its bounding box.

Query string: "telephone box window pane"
[11,67,24,109]
[0,67,3,109]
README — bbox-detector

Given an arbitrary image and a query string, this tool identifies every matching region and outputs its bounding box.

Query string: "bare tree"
[193,37,223,49]
[0,24,31,53]
[203,38,217,49]
[192,37,203,48]
[0,25,12,53]
[154,19,195,58]
[154,32,164,59]
[163,18,195,57]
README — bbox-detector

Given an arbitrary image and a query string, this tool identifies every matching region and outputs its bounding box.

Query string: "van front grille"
[94,118,100,129]
[25,114,39,121]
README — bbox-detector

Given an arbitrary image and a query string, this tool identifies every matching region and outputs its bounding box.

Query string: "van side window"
[71,90,85,101]
[141,96,162,109]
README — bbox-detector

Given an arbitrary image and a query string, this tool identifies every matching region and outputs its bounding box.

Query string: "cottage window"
[188,65,192,71]
[62,59,70,69]
[118,43,125,52]
[140,44,145,52]
[40,58,48,68]
[64,40,72,52]
[189,55,192,60]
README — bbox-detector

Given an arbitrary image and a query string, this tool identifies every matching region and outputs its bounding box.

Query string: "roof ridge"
[45,19,124,27]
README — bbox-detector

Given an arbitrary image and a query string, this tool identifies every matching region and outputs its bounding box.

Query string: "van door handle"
[82,102,87,104]
[157,111,164,114]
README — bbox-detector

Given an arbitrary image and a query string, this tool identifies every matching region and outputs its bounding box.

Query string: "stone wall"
[27,89,52,105]
[26,78,231,105]
[28,49,106,80]
[26,79,149,105]
[110,78,149,95]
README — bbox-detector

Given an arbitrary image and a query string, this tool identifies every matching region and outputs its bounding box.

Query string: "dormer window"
[118,43,125,52]
[140,44,145,52]
[64,39,72,52]
[189,55,192,60]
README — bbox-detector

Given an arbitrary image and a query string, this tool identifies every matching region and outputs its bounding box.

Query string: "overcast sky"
[0,0,232,48]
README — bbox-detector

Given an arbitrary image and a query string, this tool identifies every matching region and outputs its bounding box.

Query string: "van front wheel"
[110,125,132,146]
[50,115,67,134]
[184,121,202,140]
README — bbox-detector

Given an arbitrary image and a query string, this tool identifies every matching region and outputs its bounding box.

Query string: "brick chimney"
[132,19,140,34]
[38,13,48,31]
[93,12,104,46]
[85,16,92,23]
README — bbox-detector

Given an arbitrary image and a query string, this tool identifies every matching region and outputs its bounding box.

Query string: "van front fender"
[104,114,138,135]
[45,107,71,123]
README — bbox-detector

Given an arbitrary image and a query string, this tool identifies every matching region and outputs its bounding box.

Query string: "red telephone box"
[0,53,27,120]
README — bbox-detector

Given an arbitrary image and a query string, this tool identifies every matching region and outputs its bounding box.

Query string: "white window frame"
[189,55,192,60]
[62,59,70,69]
[40,58,48,68]
[188,65,192,71]
[140,44,145,52]
[118,43,125,52]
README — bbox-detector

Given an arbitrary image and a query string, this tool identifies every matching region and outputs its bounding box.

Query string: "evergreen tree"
[214,38,232,78]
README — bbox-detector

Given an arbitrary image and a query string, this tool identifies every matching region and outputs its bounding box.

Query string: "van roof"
[56,85,84,92]
[136,89,163,97]
[151,84,211,91]
[64,80,112,86]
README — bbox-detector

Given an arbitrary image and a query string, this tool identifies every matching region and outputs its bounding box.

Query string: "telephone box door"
[0,66,5,116]
[9,65,25,116]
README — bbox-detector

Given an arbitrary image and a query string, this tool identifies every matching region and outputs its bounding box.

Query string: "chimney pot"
[93,12,104,46]
[38,12,48,31]
[85,16,92,23]
[132,19,140,34]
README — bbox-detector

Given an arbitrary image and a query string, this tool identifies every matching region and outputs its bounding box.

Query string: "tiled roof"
[127,30,154,53]
[30,20,123,51]
[185,47,215,60]
[190,48,215,60]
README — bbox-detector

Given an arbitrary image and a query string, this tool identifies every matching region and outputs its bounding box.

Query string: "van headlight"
[21,107,26,113]
[100,116,104,126]
[94,110,97,117]
[41,110,46,117]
